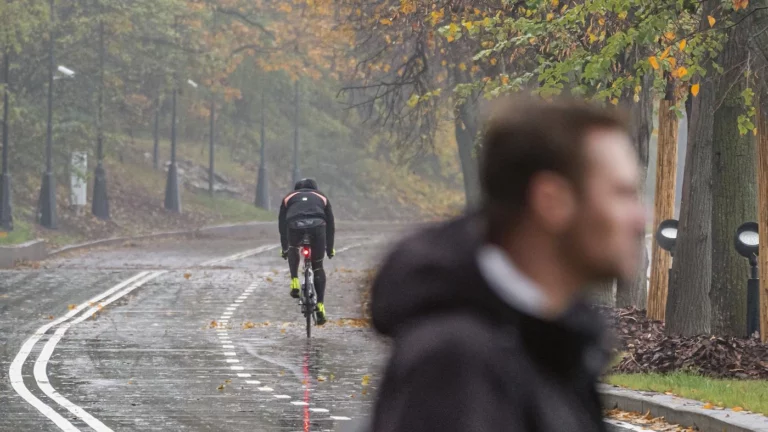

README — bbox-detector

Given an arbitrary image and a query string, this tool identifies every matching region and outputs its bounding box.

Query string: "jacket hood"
[371,216,508,337]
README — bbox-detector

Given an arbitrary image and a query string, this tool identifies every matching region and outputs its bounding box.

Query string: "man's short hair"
[480,95,630,235]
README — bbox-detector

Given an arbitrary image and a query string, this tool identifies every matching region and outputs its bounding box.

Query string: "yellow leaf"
[462,20,473,30]
[598,17,605,26]
[0,232,6,238]
[674,66,688,78]
[490,58,497,65]
[610,98,619,105]
[667,57,677,68]
[617,11,627,20]
[441,60,447,66]
[664,31,675,41]
[458,63,467,71]
[648,56,660,70]
[708,15,716,27]
[703,402,714,409]
[318,376,327,382]
[546,12,554,21]
[691,83,700,96]
[733,0,749,11]
[660,47,671,60]
[362,375,371,386]
[446,35,455,43]
[380,18,392,26]
[217,384,225,391]
[551,0,559,6]
[500,75,510,85]
[679,39,687,50]
[733,406,744,412]
[588,32,597,44]
[753,128,758,136]
[184,273,191,280]
[68,304,77,310]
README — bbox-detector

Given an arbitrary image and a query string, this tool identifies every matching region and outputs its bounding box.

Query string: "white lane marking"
[291,401,308,406]
[234,300,244,303]
[222,312,233,316]
[274,395,291,399]
[310,408,329,413]
[226,359,239,363]
[336,243,364,253]
[223,352,237,356]
[246,380,261,385]
[604,420,655,431]
[331,416,351,421]
[230,366,244,371]
[9,271,151,432]
[236,373,251,378]
[258,387,274,392]
[226,307,237,311]
[33,272,165,432]
[222,345,235,349]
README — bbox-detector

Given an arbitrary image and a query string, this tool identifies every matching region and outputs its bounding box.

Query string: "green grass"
[185,193,273,223]
[608,373,768,415]
[0,219,34,245]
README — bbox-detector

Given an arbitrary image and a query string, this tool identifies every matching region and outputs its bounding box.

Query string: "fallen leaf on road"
[317,376,327,382]
[280,329,286,334]
[210,320,218,328]
[732,407,744,412]
[243,321,255,329]
[225,379,232,384]
[217,384,225,391]
[362,375,370,386]
[68,304,77,310]
[265,277,273,282]
[48,315,54,320]
[184,273,191,280]
[703,403,714,409]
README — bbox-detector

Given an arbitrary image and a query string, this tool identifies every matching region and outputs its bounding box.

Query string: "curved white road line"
[12,243,281,431]
[9,271,150,432]
[33,271,164,432]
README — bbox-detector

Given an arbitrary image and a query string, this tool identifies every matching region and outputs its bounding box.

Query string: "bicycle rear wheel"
[304,268,313,338]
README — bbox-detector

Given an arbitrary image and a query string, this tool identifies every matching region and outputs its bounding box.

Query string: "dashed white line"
[223,352,237,356]
[226,359,239,363]
[222,345,235,349]
[258,387,274,392]
[230,366,245,371]
[310,408,330,413]
[236,373,251,378]
[246,380,261,385]
[274,395,291,399]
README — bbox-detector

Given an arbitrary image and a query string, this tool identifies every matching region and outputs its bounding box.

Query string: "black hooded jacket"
[371,215,611,432]
[278,188,335,252]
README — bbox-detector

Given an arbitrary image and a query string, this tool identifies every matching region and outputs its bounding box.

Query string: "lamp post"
[255,86,269,209]
[91,19,109,220]
[164,87,181,213]
[735,222,760,338]
[38,0,57,228]
[1,48,12,231]
[292,79,300,186]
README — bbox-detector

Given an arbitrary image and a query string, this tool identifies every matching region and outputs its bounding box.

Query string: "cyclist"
[279,178,335,325]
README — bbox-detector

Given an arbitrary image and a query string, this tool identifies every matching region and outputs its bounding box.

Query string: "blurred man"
[370,97,645,432]
[279,178,335,325]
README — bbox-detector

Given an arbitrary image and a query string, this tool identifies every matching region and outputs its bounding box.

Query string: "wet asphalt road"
[1,225,402,432]
[1,223,650,432]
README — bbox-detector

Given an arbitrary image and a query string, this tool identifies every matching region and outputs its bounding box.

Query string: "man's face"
[563,128,646,281]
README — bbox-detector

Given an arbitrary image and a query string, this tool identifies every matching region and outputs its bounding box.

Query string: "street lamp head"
[57,65,75,77]
[735,221,759,259]
[187,79,198,88]
[656,219,678,254]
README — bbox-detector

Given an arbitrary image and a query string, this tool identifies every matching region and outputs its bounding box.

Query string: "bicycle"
[297,234,318,338]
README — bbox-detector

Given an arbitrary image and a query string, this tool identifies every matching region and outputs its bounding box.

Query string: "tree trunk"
[666,0,717,337]
[710,13,757,337]
[616,74,653,309]
[589,280,616,307]
[647,91,678,321]
[758,104,768,341]
[455,101,480,210]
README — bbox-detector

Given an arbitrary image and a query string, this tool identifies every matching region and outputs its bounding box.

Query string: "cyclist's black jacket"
[278,188,335,253]
[370,215,611,432]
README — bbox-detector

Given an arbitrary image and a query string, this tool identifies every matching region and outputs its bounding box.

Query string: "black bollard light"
[735,221,759,338]
[656,219,679,290]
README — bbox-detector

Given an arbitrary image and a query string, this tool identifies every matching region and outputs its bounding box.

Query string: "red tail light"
[301,247,311,258]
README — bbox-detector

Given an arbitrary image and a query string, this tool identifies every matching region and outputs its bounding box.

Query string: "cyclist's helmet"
[294,178,318,191]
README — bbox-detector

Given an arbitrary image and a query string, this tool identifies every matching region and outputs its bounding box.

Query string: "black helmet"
[294,178,318,191]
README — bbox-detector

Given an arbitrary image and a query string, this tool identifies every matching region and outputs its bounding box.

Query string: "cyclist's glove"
[281,249,288,260]
[327,248,335,259]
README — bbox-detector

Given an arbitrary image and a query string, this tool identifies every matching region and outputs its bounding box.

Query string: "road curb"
[599,384,768,432]
[48,221,275,257]
[0,240,48,268]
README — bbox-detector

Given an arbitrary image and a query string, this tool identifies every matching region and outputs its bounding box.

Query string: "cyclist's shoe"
[316,303,327,325]
[290,278,300,299]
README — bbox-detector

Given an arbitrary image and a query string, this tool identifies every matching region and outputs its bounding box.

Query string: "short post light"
[656,219,679,290]
[735,222,759,338]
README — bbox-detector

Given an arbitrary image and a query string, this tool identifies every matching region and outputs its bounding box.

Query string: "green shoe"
[316,303,327,325]
[290,278,300,299]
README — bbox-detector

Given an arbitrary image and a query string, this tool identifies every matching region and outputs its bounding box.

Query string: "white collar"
[476,245,550,320]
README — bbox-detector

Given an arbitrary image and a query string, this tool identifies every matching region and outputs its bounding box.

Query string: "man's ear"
[528,171,577,233]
